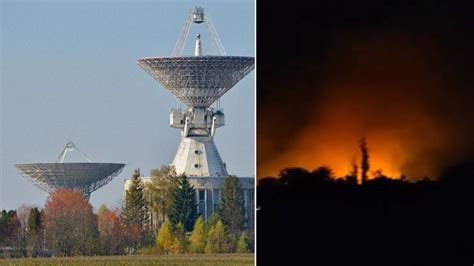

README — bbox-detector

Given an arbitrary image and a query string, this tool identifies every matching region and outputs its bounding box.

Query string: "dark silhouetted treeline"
[257,163,474,265]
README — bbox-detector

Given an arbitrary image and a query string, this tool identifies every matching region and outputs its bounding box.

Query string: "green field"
[0,254,254,266]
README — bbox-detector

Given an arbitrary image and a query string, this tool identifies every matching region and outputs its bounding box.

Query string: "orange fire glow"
[258,30,469,181]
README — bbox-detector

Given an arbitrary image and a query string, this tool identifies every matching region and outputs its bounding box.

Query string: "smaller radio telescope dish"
[15,141,125,199]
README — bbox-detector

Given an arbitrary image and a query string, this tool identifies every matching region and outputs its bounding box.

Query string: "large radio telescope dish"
[137,56,254,107]
[137,6,254,178]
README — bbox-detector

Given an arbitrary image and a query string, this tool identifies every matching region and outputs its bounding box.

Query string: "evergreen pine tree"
[168,175,197,232]
[122,169,149,230]
[218,175,245,237]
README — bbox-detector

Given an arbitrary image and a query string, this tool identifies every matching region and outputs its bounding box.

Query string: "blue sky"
[0,0,254,210]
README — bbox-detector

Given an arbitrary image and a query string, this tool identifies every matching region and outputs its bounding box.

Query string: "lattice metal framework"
[15,163,125,198]
[137,56,254,107]
[57,141,93,163]
[172,7,226,56]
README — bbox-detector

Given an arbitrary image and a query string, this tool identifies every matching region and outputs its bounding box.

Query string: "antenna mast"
[56,141,93,163]
[172,7,226,56]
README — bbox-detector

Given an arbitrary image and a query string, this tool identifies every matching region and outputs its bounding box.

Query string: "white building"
[124,176,254,229]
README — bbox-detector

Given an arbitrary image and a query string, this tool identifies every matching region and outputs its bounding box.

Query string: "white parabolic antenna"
[15,141,125,198]
[137,7,254,177]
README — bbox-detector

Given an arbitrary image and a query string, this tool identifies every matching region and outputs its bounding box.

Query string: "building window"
[243,189,248,228]
[199,190,205,201]
[197,190,206,217]
[213,189,220,213]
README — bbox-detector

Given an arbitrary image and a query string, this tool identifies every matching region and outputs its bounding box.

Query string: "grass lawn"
[0,254,254,265]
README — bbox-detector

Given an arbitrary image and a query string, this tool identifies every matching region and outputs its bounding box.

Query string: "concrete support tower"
[135,7,254,227]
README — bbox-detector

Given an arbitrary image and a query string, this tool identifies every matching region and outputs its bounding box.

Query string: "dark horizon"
[258,161,474,265]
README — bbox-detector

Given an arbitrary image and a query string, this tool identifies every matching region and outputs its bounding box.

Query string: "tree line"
[0,166,252,258]
[257,138,474,265]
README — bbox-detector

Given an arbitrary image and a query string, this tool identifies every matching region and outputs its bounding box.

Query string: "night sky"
[257,1,474,180]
